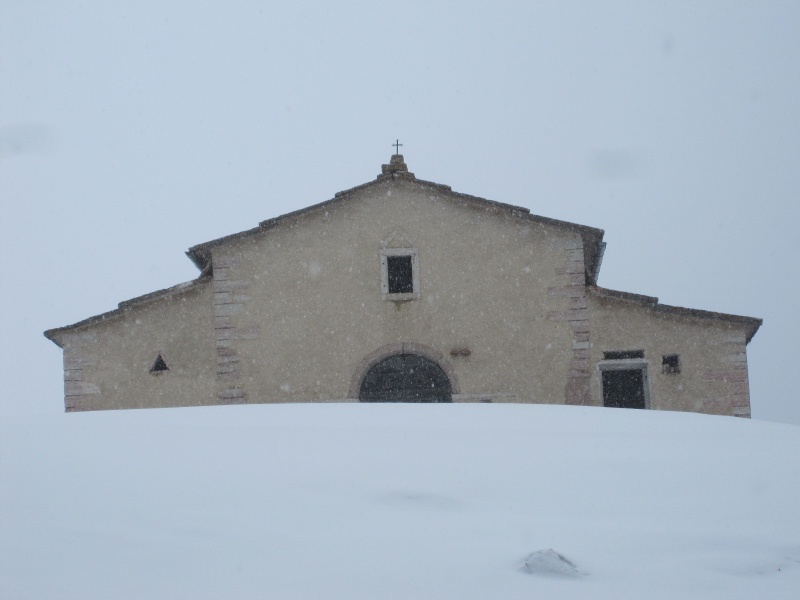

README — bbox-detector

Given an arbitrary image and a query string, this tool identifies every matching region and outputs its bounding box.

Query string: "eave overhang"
[589,286,763,344]
[185,172,607,285]
[43,276,212,348]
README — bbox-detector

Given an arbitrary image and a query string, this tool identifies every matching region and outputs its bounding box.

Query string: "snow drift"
[2,403,799,599]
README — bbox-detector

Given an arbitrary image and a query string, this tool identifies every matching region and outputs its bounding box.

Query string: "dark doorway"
[359,354,452,403]
[602,368,646,409]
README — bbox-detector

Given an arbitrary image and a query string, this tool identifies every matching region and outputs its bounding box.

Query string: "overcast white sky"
[2,1,798,423]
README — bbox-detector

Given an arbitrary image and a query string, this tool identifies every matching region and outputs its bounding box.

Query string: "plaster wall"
[49,176,755,416]
[210,178,582,406]
[588,293,752,416]
[58,281,216,411]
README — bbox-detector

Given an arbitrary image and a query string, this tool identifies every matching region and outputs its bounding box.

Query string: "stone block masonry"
[212,255,258,404]
[548,240,592,406]
[704,334,751,417]
[63,340,99,412]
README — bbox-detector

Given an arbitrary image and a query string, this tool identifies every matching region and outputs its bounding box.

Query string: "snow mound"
[521,549,583,577]
[3,403,800,599]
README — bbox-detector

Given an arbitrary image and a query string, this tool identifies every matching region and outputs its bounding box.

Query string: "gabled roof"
[44,155,609,346]
[185,154,607,283]
[51,155,764,346]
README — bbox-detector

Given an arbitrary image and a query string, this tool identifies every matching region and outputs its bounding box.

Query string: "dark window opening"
[662,354,681,374]
[359,353,451,403]
[150,354,169,373]
[603,350,645,360]
[387,255,414,294]
[602,369,646,409]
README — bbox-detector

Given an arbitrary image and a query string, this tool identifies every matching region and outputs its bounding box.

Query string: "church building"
[45,154,761,415]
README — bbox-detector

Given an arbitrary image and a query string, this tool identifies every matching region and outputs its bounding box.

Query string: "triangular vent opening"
[150,354,169,373]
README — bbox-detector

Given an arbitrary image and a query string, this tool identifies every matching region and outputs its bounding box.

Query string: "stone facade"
[45,155,761,415]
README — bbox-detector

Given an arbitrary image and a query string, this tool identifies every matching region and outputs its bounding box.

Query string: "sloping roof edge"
[46,165,609,348]
[589,286,762,344]
[43,276,212,347]
[185,173,606,282]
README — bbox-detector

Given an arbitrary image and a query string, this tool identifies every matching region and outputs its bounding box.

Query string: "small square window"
[662,354,680,374]
[380,248,419,301]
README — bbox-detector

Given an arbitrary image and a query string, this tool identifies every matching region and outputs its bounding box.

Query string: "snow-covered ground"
[2,404,799,599]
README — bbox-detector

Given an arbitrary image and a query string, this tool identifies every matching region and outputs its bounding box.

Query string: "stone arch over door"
[350,342,460,402]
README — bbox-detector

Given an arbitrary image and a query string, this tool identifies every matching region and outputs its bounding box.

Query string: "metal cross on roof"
[393,139,403,155]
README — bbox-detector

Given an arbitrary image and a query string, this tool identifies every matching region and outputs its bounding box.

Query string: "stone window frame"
[380,247,420,301]
[597,358,652,409]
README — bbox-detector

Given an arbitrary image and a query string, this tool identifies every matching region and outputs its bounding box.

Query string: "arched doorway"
[359,353,452,403]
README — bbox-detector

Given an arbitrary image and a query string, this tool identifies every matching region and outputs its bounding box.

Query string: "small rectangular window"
[662,354,681,374]
[380,248,419,301]
[603,350,644,360]
[387,255,413,294]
